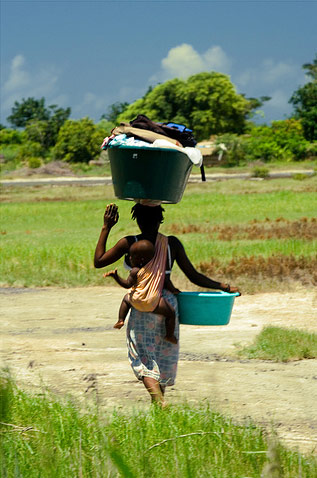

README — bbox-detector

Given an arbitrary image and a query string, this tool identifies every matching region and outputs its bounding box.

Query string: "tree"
[117,72,258,141]
[25,105,71,150]
[7,97,71,148]
[302,57,317,81]
[7,97,49,127]
[289,55,317,141]
[100,102,129,123]
[0,128,24,145]
[53,118,104,163]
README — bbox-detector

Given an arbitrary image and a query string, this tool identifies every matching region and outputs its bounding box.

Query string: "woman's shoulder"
[124,235,139,247]
[167,235,183,249]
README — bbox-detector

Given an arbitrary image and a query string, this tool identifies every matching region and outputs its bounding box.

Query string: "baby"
[104,239,179,344]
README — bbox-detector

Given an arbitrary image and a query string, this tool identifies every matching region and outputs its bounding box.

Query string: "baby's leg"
[114,294,131,329]
[154,298,177,344]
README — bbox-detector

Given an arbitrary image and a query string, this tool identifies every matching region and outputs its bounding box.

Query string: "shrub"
[53,118,104,163]
[271,119,310,159]
[27,156,42,169]
[252,166,269,178]
[0,128,24,145]
[305,141,317,159]
[292,173,307,181]
[16,141,43,161]
[215,133,247,166]
[0,144,21,163]
[243,119,310,162]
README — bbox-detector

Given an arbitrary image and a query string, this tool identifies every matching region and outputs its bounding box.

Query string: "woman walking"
[94,203,239,406]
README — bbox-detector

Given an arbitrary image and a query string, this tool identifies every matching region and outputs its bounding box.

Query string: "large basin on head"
[177,291,239,326]
[108,146,193,203]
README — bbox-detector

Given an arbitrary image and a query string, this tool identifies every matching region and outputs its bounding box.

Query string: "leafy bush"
[53,118,104,163]
[0,128,24,145]
[16,141,43,161]
[305,141,317,158]
[214,133,247,166]
[243,119,311,162]
[252,166,270,178]
[27,156,42,169]
[0,144,21,163]
[213,120,311,166]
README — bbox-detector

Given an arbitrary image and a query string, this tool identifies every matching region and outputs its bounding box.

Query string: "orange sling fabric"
[129,233,168,312]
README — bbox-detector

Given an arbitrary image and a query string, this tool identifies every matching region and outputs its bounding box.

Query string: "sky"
[1,0,317,127]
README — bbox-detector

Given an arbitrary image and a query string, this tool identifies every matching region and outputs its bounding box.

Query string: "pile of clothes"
[101,114,203,167]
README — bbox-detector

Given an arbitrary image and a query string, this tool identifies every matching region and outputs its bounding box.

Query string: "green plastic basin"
[108,146,193,203]
[177,291,239,326]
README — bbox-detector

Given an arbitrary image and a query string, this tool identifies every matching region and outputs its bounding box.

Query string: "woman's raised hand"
[103,203,119,229]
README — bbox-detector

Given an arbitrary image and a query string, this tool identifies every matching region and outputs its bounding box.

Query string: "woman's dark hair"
[131,203,165,225]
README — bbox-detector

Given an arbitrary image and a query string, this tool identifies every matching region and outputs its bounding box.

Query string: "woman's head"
[129,239,155,268]
[131,204,165,233]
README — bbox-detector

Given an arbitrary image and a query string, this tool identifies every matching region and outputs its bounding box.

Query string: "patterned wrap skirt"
[126,289,179,386]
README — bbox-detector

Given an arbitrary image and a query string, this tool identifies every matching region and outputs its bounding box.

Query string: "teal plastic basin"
[177,291,239,326]
[108,146,193,203]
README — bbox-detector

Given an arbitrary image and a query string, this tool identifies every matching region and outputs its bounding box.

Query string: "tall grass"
[1,374,316,477]
[237,326,317,362]
[1,181,316,289]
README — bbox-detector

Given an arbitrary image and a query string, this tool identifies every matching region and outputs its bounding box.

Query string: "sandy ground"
[1,286,317,455]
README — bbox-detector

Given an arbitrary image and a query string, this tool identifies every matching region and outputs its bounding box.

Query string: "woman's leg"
[160,383,166,396]
[142,376,166,406]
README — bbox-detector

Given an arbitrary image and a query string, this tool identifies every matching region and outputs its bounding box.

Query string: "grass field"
[1,176,317,475]
[1,375,316,478]
[1,177,316,291]
[237,326,317,362]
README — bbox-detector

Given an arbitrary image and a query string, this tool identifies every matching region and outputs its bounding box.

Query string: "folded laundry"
[106,134,152,149]
[111,123,182,146]
[103,134,202,166]
[152,139,202,166]
[130,114,197,147]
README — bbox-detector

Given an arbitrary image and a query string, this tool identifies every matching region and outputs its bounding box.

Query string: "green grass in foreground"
[1,180,316,290]
[237,326,317,362]
[1,375,316,478]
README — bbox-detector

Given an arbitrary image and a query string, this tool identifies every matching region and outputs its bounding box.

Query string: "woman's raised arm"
[94,204,129,268]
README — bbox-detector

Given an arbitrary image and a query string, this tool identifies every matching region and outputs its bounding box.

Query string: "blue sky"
[1,0,316,127]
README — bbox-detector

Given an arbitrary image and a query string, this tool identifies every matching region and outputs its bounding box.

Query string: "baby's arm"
[103,268,139,289]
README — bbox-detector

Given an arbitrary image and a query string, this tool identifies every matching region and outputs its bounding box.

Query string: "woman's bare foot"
[113,320,124,329]
[152,400,169,409]
[165,335,178,344]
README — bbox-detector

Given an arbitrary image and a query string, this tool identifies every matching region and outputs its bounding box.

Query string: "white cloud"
[3,54,30,92]
[261,59,295,84]
[1,54,66,121]
[236,58,301,89]
[153,43,231,82]
[268,89,290,109]
[234,58,307,122]
[79,92,101,110]
[73,92,114,120]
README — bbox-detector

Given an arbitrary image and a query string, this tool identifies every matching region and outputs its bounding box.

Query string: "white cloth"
[107,134,203,167]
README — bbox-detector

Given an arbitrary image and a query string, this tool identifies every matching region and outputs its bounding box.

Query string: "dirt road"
[1,286,316,454]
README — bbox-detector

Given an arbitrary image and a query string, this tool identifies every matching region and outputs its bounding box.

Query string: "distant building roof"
[196,140,216,156]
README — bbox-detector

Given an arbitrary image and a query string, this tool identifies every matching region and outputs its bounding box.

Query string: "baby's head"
[129,240,155,268]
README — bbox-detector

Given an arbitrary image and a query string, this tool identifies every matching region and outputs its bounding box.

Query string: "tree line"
[0,55,316,167]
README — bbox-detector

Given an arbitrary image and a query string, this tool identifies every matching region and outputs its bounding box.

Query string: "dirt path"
[1,287,316,455]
